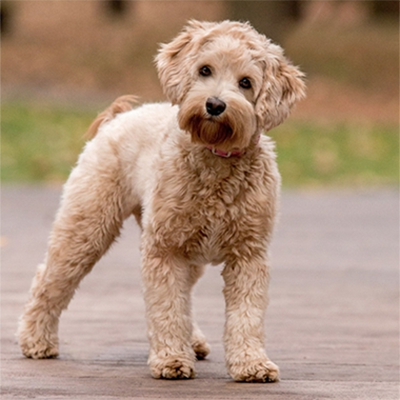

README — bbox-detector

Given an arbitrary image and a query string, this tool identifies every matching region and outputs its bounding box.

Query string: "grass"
[1,102,92,182]
[270,120,399,187]
[1,102,398,187]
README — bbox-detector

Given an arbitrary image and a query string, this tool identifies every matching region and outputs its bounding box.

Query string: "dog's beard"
[178,99,256,152]
[182,115,234,147]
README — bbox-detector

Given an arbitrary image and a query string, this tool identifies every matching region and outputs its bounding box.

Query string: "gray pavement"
[1,185,399,400]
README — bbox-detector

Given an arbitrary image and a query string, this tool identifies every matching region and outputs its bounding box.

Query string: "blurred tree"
[0,1,12,36]
[370,1,399,20]
[226,1,302,42]
[104,0,131,17]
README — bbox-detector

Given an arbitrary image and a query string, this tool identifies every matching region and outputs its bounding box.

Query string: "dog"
[18,20,305,382]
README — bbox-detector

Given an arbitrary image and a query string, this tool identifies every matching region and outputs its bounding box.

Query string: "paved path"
[1,186,399,400]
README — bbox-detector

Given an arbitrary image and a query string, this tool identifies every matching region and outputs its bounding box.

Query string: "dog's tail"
[85,95,139,139]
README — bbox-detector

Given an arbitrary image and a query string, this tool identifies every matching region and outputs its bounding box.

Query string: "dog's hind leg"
[18,143,133,359]
[188,265,210,360]
[191,320,210,360]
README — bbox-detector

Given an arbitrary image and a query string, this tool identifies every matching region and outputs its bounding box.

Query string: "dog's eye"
[239,78,252,89]
[199,66,212,77]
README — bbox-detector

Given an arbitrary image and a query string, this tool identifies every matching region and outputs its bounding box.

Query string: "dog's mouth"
[183,114,234,147]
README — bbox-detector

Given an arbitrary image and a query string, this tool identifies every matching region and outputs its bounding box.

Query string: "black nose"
[206,97,226,116]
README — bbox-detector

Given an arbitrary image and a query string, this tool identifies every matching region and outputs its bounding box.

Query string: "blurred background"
[1,0,399,187]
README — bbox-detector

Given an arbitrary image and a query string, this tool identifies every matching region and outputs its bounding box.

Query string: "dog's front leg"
[141,247,196,379]
[222,257,280,383]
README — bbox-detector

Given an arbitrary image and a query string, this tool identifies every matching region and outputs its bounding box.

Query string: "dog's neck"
[205,133,261,158]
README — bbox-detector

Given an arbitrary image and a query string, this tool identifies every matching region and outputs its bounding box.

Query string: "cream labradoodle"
[18,20,305,382]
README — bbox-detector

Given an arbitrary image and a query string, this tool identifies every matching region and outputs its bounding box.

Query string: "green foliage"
[270,120,399,187]
[1,103,91,182]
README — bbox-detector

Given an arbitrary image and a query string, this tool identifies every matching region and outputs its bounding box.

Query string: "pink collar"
[206,134,261,158]
[206,146,244,158]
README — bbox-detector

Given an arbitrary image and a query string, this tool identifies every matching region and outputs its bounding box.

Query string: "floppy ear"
[256,43,306,132]
[156,20,206,105]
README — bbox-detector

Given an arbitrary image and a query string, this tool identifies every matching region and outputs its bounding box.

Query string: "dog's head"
[156,20,305,152]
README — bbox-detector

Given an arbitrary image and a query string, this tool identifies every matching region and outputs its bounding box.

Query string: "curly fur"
[18,20,305,382]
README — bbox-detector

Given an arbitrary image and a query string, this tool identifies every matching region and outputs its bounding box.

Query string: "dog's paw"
[192,339,210,360]
[19,336,59,359]
[191,331,210,360]
[228,359,280,383]
[150,354,195,379]
[18,318,59,359]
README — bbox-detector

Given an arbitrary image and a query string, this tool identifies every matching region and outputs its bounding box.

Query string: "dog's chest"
[148,156,271,264]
